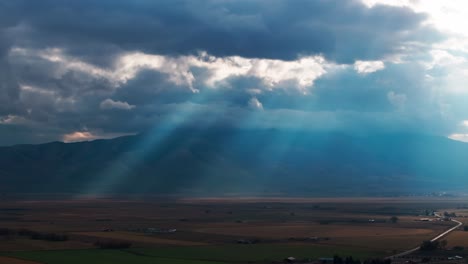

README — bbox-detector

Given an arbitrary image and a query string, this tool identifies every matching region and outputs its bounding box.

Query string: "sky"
[1,0,468,145]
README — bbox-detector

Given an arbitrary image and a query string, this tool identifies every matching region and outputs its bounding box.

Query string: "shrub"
[420,240,439,251]
[17,228,36,237]
[17,229,68,241]
[453,246,464,251]
[0,228,14,236]
[444,211,456,217]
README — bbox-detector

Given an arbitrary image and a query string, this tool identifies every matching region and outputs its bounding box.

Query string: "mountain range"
[0,128,467,197]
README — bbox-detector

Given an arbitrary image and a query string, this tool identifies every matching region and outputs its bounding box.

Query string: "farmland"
[0,197,466,263]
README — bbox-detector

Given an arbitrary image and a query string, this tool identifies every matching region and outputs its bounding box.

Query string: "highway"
[386,215,463,259]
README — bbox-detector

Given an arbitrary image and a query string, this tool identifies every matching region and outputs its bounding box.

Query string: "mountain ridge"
[0,129,467,197]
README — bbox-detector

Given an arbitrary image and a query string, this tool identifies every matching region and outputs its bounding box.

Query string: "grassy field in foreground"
[4,249,225,264]
[130,244,382,261]
[3,244,381,264]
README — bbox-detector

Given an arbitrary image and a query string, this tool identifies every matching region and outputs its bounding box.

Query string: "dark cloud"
[3,49,449,142]
[112,70,194,106]
[0,0,457,145]
[0,59,20,115]
[0,0,441,63]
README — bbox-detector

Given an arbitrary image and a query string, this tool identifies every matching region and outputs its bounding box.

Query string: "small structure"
[418,218,432,222]
[319,257,334,263]
[284,257,296,263]
[145,228,177,234]
[236,239,258,244]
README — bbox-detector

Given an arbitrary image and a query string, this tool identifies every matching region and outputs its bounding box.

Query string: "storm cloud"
[0,0,465,145]
[0,0,441,62]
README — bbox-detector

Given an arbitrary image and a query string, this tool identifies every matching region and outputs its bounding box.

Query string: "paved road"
[386,216,463,259]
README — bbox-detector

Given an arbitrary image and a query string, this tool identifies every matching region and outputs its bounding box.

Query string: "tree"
[453,246,464,251]
[444,211,456,217]
[420,240,439,251]
[334,254,343,264]
[389,216,399,223]
[439,240,447,249]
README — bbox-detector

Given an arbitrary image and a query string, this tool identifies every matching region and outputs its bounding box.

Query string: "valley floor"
[1,197,468,263]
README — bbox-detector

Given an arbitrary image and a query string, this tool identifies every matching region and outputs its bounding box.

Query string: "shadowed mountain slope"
[0,129,466,196]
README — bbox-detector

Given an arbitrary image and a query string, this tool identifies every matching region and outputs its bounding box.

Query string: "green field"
[4,244,380,264]
[5,249,223,264]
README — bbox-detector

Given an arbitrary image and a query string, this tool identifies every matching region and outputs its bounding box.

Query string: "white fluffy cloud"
[0,114,27,125]
[248,97,263,110]
[62,131,98,142]
[361,1,468,37]
[11,48,330,95]
[189,52,328,92]
[100,98,135,110]
[448,133,468,143]
[63,131,135,143]
[354,60,385,74]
